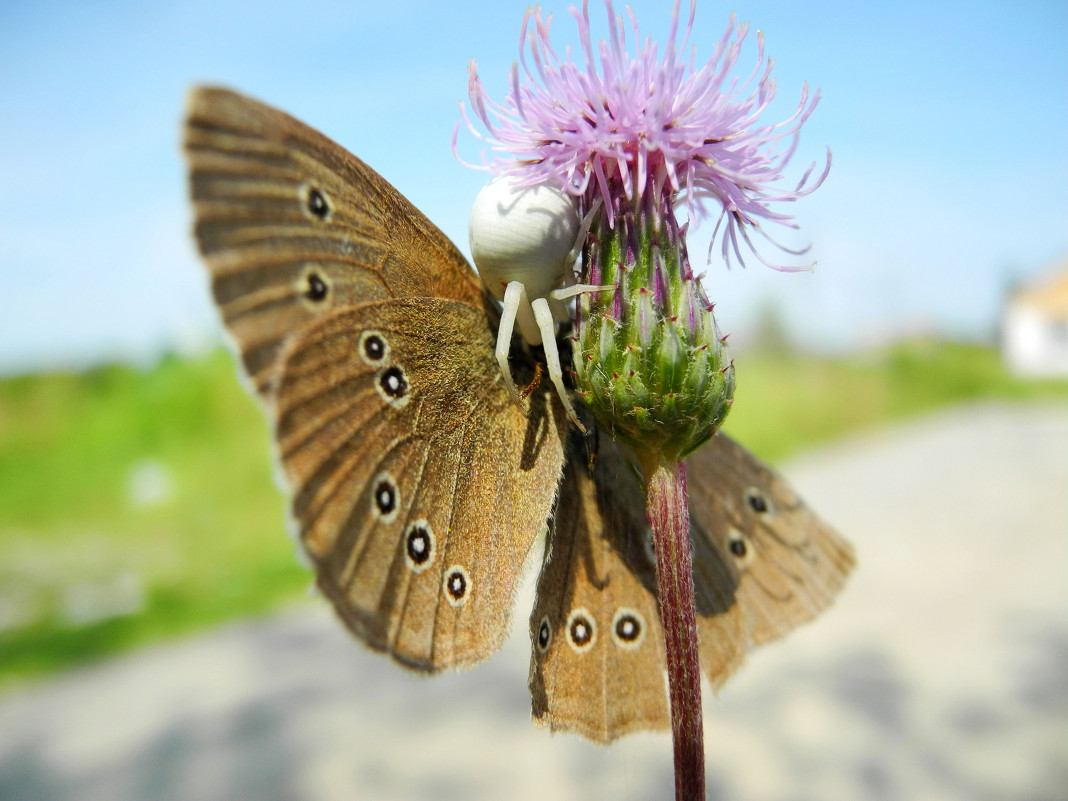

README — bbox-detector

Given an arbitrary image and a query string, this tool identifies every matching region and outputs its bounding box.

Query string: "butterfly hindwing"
[275,297,566,671]
[529,430,669,742]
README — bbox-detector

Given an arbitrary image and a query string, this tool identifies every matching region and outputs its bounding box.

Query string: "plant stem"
[643,455,705,801]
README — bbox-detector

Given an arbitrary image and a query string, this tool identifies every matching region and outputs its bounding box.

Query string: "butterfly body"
[184,86,854,742]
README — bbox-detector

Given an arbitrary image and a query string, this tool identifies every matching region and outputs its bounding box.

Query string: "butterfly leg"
[531,297,586,433]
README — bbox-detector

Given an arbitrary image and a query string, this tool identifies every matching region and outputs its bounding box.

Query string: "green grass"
[0,340,1063,687]
[0,351,309,686]
[722,339,1066,462]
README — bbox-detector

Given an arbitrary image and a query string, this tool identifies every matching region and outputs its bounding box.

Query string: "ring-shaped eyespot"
[298,264,332,308]
[565,608,596,654]
[403,520,435,573]
[727,528,753,564]
[611,608,646,650]
[375,364,410,408]
[443,566,470,607]
[299,182,333,222]
[744,486,775,516]
[535,615,552,654]
[359,330,390,367]
[370,472,399,524]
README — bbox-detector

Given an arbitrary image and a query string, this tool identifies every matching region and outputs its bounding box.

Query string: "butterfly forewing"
[184,87,483,401]
[529,430,854,740]
[184,87,566,673]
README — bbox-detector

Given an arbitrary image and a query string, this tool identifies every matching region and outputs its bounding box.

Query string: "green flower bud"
[573,186,735,461]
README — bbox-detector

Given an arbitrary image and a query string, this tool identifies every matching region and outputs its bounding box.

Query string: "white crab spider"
[469,176,607,432]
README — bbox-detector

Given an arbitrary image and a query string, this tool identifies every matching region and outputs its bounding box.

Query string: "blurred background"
[1,1,1065,799]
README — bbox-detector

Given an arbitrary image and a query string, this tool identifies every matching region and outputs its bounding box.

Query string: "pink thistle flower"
[461,0,830,271]
[460,6,831,798]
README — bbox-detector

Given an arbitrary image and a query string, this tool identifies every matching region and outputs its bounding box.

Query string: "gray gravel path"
[1,401,1065,801]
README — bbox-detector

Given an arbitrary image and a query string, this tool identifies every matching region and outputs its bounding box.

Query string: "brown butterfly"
[183,86,855,743]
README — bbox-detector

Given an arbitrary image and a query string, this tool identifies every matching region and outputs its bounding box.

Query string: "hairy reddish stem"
[643,457,704,801]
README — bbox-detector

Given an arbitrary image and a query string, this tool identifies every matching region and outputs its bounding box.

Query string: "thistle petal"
[459,0,828,270]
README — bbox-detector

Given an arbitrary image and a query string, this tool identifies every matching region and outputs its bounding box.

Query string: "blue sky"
[1,0,1066,373]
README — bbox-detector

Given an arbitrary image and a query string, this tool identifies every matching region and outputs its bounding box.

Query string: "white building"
[1001,257,1068,377]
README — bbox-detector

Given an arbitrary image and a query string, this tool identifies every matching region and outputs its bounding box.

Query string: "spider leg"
[495,281,527,409]
[549,284,615,302]
[532,296,585,433]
